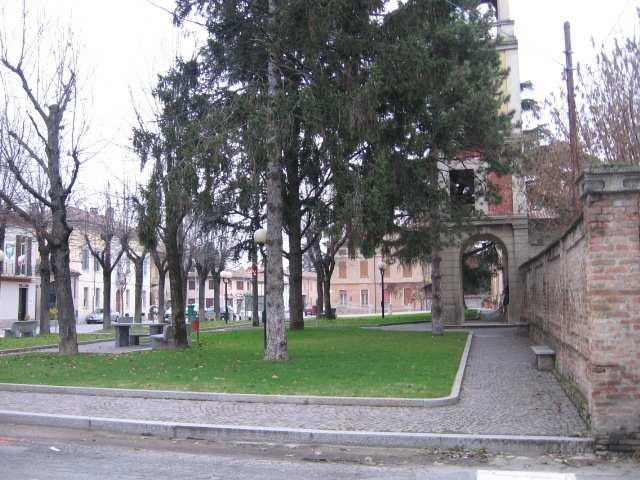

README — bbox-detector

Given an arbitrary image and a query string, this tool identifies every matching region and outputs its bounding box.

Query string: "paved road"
[1,425,637,480]
[0,328,586,436]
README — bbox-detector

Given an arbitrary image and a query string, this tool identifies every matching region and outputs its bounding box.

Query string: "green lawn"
[0,333,112,351]
[0,328,468,398]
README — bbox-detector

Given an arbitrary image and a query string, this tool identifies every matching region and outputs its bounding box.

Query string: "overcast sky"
[1,0,639,206]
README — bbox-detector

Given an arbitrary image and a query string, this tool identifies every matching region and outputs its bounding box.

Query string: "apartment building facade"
[68,208,152,322]
[185,267,317,320]
[331,248,430,315]
[0,218,39,329]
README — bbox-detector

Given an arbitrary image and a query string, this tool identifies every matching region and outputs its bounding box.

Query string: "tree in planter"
[83,187,125,329]
[0,9,85,352]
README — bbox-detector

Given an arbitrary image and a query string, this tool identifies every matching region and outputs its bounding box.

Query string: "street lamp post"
[253,228,267,351]
[377,261,386,319]
[220,270,232,324]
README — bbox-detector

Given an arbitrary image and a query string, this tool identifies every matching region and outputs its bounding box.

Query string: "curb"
[0,322,252,356]
[0,333,473,408]
[0,409,594,455]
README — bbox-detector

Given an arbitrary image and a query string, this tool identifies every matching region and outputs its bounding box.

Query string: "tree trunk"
[284,137,304,330]
[166,228,187,347]
[157,269,166,322]
[197,267,207,323]
[37,238,51,334]
[251,247,259,327]
[103,268,112,329]
[102,245,113,329]
[133,256,144,323]
[212,272,221,320]
[431,251,444,335]
[264,0,288,360]
[287,228,304,330]
[323,276,332,319]
[51,242,77,353]
[315,265,324,317]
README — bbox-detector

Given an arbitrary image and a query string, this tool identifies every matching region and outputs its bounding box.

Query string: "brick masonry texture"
[520,168,640,452]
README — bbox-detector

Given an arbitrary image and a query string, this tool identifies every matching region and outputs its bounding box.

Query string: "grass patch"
[465,309,480,320]
[0,333,112,351]
[310,312,432,327]
[198,319,249,330]
[0,328,468,398]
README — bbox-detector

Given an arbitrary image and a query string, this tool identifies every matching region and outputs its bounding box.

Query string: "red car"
[303,305,317,316]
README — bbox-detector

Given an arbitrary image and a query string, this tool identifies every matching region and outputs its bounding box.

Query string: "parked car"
[303,305,317,316]
[86,308,121,324]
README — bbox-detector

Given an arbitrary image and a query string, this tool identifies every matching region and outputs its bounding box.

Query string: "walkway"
[0,328,587,437]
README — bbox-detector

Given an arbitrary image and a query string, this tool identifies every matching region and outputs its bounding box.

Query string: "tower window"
[450,169,475,205]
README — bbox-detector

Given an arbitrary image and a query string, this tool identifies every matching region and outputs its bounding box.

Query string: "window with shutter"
[359,260,368,278]
[403,264,412,278]
[338,261,347,279]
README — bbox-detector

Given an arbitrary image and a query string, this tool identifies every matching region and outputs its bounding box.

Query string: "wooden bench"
[3,320,38,338]
[531,345,556,371]
[150,324,192,350]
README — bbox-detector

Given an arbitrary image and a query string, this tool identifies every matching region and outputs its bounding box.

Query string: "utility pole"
[564,21,580,205]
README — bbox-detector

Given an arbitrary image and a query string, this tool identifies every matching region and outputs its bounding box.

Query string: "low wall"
[520,167,640,453]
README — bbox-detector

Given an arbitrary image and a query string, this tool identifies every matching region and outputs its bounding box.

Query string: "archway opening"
[460,234,508,322]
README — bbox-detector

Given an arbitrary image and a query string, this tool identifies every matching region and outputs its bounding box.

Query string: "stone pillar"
[580,167,640,451]
[508,220,530,324]
[441,245,463,325]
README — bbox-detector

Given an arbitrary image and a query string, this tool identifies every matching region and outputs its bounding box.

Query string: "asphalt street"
[0,425,637,480]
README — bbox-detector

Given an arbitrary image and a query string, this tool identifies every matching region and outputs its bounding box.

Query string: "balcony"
[0,262,33,280]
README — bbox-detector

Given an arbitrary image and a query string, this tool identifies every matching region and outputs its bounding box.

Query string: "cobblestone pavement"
[0,328,587,436]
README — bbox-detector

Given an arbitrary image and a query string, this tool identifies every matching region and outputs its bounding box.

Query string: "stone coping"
[0,332,473,408]
[0,409,594,455]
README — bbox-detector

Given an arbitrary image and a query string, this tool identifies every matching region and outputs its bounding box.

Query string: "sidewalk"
[0,328,586,437]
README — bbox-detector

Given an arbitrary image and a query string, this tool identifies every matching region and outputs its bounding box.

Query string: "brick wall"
[488,172,514,216]
[520,167,640,453]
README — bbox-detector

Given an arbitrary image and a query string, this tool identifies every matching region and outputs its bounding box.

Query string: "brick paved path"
[0,328,587,436]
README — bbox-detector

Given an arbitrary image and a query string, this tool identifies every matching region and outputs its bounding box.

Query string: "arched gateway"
[433,0,528,324]
[439,216,529,325]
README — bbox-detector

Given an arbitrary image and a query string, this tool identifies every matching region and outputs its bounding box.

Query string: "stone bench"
[129,332,150,346]
[150,324,192,350]
[531,345,556,371]
[3,320,38,338]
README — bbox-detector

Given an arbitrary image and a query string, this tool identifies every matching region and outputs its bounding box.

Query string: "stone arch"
[438,217,528,325]
[458,232,509,319]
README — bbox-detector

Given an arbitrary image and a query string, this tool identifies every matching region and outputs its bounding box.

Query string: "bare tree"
[576,26,640,166]
[83,186,125,329]
[0,6,85,352]
[306,229,347,319]
[119,190,148,324]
